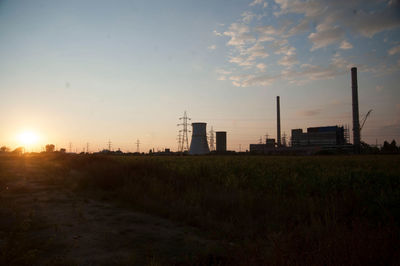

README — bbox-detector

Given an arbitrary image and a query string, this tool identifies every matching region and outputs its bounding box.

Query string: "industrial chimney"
[189,123,210,155]
[351,67,360,153]
[277,96,281,147]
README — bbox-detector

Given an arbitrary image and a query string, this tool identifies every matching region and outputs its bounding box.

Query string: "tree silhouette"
[0,146,10,153]
[45,144,55,153]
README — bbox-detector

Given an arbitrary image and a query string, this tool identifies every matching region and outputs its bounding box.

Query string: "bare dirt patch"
[0,160,225,265]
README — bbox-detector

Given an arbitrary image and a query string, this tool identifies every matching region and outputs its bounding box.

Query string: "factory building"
[291,126,346,147]
[216,131,227,152]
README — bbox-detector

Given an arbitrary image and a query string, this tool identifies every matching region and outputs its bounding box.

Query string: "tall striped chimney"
[277,96,281,147]
[351,67,360,153]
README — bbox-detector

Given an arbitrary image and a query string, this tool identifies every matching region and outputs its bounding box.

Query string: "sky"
[0,0,399,152]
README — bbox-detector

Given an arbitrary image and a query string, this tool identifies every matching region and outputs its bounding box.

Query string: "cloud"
[340,40,353,50]
[274,0,325,17]
[256,63,267,72]
[224,23,256,47]
[388,45,400,55]
[208,45,217,50]
[213,30,223,36]
[246,42,269,60]
[309,24,345,51]
[287,18,310,36]
[250,0,263,6]
[242,11,256,23]
[234,74,277,87]
[256,25,279,42]
[278,54,298,68]
[297,109,322,116]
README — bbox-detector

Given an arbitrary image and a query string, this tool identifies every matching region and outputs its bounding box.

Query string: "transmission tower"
[86,142,89,154]
[135,139,140,153]
[69,142,72,153]
[177,131,182,151]
[108,140,112,151]
[264,132,269,144]
[209,126,215,151]
[177,111,191,152]
[259,136,263,144]
[282,132,287,147]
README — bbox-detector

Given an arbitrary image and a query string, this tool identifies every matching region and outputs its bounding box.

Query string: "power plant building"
[216,131,227,152]
[189,122,210,155]
[291,126,346,147]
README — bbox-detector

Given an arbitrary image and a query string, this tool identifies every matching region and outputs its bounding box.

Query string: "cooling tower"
[351,67,360,153]
[189,122,210,155]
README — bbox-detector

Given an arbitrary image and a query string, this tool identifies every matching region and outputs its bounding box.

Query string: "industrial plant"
[176,67,367,155]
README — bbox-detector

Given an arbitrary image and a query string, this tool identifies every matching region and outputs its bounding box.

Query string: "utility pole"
[177,111,191,152]
[209,126,215,151]
[264,132,269,144]
[69,142,72,153]
[135,139,140,153]
[259,136,263,144]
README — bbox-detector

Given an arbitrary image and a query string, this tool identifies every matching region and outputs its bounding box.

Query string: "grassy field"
[1,154,400,265]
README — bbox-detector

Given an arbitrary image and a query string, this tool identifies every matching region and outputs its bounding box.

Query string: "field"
[1,154,399,265]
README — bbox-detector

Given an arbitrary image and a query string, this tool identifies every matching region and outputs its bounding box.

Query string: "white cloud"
[216,69,232,75]
[297,109,322,116]
[340,40,353,50]
[309,24,344,51]
[246,42,269,60]
[287,18,310,36]
[256,63,267,72]
[229,56,254,67]
[224,23,256,47]
[278,54,298,68]
[242,11,256,23]
[250,0,263,6]
[213,30,223,36]
[388,45,400,55]
[208,45,217,50]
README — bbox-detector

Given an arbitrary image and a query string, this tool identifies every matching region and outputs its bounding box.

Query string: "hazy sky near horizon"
[0,0,399,152]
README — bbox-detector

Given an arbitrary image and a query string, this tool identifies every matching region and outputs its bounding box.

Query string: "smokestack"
[351,67,360,153]
[277,96,281,147]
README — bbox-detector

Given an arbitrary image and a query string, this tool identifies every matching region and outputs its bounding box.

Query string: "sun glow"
[18,131,39,146]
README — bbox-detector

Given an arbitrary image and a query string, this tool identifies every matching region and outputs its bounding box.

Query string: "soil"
[0,160,226,265]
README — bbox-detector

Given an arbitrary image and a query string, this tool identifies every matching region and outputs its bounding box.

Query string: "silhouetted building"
[189,122,210,155]
[291,126,345,147]
[216,131,227,152]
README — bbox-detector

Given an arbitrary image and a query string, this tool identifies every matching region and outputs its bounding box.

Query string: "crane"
[360,109,373,132]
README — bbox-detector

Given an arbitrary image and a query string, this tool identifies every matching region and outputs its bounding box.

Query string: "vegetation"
[1,153,400,265]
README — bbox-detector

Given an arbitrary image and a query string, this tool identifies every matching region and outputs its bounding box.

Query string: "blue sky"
[0,0,399,152]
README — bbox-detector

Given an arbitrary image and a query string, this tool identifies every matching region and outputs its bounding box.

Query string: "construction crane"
[360,109,372,132]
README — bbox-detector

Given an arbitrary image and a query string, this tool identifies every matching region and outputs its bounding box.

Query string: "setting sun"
[18,131,39,146]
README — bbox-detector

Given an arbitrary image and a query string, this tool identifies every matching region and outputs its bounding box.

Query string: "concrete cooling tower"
[189,122,210,155]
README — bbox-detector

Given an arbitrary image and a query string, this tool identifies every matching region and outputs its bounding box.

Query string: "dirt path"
[0,161,225,265]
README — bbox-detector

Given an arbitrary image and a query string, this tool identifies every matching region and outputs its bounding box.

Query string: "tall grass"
[12,154,400,264]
